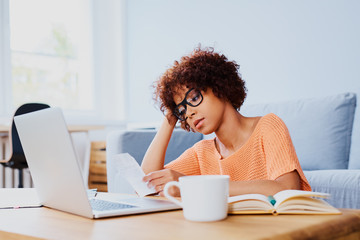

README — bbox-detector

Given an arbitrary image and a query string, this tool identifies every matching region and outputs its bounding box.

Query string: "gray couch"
[107,92,360,209]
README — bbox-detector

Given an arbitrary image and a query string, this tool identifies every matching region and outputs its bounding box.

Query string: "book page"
[273,190,330,208]
[228,193,269,204]
[113,153,156,197]
[276,197,341,214]
[228,194,274,213]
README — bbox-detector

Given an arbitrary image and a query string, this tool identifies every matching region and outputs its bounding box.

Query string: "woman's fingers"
[143,169,184,195]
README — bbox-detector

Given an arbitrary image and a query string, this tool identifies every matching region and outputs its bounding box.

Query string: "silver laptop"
[14,107,180,219]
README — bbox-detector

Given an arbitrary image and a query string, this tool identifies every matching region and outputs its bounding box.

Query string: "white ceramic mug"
[163,175,229,222]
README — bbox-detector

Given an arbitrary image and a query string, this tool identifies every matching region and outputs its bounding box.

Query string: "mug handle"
[163,181,182,207]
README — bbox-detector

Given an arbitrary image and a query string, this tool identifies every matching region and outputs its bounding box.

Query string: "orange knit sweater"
[165,113,311,191]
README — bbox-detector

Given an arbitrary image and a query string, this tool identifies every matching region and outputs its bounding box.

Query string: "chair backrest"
[7,103,50,169]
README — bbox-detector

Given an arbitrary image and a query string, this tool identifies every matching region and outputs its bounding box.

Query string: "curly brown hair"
[153,46,247,131]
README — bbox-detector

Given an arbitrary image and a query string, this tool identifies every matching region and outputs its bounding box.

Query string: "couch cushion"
[107,129,203,165]
[304,170,360,209]
[349,90,360,169]
[241,93,356,170]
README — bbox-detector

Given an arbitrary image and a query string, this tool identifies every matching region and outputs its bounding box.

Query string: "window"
[0,0,126,124]
[9,0,94,111]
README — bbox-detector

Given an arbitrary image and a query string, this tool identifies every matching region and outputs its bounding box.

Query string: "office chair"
[0,103,50,188]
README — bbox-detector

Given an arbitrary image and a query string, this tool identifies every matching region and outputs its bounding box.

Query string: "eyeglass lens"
[174,89,203,121]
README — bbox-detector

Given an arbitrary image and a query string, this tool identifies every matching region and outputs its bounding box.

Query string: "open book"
[228,190,341,215]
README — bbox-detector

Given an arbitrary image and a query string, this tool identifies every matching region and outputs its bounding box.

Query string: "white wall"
[0,0,12,118]
[125,0,360,124]
[92,0,127,123]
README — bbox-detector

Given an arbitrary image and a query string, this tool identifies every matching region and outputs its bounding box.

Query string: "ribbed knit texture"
[165,113,311,191]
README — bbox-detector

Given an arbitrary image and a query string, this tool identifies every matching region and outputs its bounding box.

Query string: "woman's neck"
[214,107,259,157]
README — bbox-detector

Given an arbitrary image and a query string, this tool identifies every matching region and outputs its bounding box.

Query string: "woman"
[142,47,311,197]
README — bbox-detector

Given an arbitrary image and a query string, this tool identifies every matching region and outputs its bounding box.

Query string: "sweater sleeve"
[262,114,311,191]
[164,145,201,176]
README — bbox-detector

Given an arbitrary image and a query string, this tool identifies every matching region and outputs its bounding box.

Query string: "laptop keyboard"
[89,198,136,211]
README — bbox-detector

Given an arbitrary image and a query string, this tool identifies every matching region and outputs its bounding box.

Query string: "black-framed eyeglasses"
[173,88,203,121]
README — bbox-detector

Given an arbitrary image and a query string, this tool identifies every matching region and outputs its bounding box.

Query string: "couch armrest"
[304,170,360,209]
[106,129,203,193]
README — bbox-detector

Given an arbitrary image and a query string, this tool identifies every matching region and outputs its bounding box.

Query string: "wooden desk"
[0,191,359,240]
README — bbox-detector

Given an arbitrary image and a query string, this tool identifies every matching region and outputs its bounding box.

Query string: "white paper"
[0,188,41,208]
[113,153,156,197]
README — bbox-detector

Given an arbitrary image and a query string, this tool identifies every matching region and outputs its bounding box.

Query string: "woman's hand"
[143,169,184,197]
[165,111,178,127]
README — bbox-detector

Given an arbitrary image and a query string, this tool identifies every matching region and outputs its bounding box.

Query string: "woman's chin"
[199,128,215,136]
